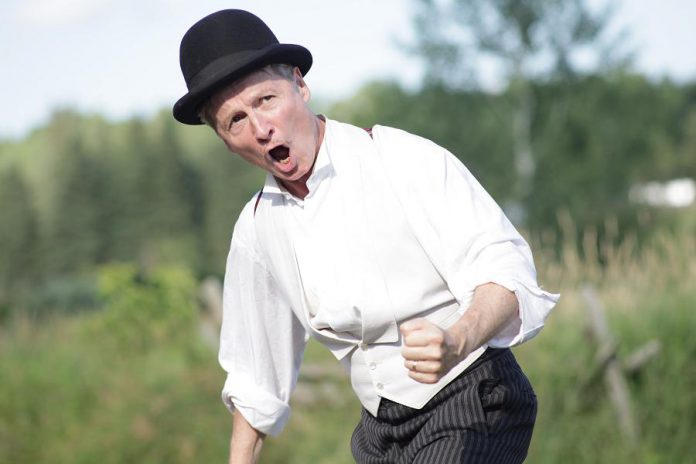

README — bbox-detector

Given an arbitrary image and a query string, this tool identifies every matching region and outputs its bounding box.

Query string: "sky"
[1,0,695,140]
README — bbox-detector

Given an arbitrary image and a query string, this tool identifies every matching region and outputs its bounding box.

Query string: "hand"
[400,318,465,384]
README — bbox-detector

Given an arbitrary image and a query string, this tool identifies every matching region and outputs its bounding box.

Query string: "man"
[173,9,558,464]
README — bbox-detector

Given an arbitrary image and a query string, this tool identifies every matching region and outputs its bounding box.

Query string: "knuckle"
[426,346,442,361]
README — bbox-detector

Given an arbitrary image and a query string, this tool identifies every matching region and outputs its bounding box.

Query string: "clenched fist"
[399,318,466,384]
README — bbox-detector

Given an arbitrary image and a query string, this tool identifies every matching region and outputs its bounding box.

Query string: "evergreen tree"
[43,133,109,275]
[0,168,38,297]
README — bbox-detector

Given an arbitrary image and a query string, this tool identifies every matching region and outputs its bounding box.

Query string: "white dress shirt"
[219,118,558,436]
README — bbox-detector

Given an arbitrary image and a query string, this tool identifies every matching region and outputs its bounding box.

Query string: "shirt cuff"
[485,277,559,347]
[221,374,291,436]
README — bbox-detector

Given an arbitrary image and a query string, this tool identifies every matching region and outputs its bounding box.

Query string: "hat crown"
[179,9,279,88]
[173,9,312,125]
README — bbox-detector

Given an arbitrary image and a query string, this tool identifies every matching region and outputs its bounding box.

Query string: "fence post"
[581,284,639,446]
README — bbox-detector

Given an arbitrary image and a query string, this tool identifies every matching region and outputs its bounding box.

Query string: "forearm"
[448,282,519,358]
[229,410,265,464]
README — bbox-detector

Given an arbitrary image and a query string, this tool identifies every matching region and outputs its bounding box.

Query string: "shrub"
[87,263,198,354]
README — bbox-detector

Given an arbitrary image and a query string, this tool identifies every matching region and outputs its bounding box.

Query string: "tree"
[0,168,38,297]
[528,74,684,232]
[43,133,111,275]
[330,81,516,200]
[410,0,630,221]
[118,117,206,271]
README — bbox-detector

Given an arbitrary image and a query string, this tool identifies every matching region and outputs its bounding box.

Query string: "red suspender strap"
[253,189,263,215]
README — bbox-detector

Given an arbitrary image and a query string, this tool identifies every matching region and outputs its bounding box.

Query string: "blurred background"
[1,0,695,462]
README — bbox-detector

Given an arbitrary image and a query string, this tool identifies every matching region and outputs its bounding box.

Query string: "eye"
[260,95,274,103]
[229,112,246,127]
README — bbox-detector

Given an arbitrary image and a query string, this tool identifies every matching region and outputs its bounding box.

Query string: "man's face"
[207,67,321,193]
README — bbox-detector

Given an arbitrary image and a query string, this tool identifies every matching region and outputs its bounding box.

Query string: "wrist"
[447,309,482,360]
[446,323,470,361]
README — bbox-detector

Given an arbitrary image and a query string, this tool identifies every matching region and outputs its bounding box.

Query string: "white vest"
[252,119,486,415]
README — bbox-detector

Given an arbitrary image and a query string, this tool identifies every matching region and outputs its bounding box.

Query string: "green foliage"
[0,221,695,463]
[0,262,226,464]
[42,133,112,274]
[330,81,516,201]
[0,314,229,464]
[528,74,687,230]
[1,69,695,296]
[0,107,266,297]
[406,0,648,222]
[25,274,99,318]
[87,263,198,354]
[519,288,696,463]
[0,168,37,297]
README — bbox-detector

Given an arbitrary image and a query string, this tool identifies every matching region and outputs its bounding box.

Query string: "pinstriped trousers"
[350,348,537,463]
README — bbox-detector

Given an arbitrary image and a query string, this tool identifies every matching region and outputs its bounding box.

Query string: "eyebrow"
[221,80,283,129]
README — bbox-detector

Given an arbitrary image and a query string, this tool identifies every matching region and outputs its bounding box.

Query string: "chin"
[273,169,299,181]
[286,165,311,180]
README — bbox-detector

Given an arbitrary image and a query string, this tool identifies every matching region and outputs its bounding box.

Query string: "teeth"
[280,157,290,164]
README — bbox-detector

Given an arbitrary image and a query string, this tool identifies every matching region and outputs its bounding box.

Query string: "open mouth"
[269,145,290,164]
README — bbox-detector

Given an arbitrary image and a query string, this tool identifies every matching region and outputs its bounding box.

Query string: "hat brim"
[173,43,312,125]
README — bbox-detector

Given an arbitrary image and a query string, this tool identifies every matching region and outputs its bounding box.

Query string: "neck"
[278,115,325,200]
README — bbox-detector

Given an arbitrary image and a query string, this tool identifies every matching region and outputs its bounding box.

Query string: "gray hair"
[197,63,297,128]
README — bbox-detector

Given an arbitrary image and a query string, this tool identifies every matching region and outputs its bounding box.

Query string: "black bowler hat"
[173,9,312,125]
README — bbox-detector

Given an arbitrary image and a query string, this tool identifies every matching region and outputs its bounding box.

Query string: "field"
[1,226,695,463]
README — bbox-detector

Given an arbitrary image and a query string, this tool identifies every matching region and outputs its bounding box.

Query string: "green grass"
[519,288,696,463]
[0,315,231,464]
[1,229,695,463]
[6,287,688,464]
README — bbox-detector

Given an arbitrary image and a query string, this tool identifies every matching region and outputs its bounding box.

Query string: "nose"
[251,114,273,144]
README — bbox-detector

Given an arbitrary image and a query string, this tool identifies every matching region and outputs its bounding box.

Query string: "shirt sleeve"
[434,146,559,347]
[374,126,558,347]
[218,205,308,436]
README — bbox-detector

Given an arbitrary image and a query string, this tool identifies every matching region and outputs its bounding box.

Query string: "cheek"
[222,139,236,153]
[221,138,260,165]
[238,148,264,165]
[221,132,246,152]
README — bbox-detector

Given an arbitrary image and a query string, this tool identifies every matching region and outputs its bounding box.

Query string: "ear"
[293,66,311,103]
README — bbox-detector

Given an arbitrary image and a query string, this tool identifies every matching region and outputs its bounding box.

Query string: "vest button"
[376,382,384,390]
[369,362,376,370]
